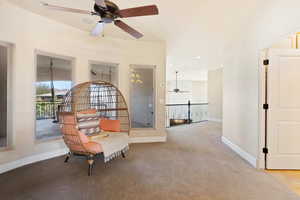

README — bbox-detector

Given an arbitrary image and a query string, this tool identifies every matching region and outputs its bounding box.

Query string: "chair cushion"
[100,119,121,132]
[79,126,101,136]
[77,109,97,115]
[77,114,99,122]
[77,109,100,136]
[78,120,99,129]
[84,141,102,154]
[77,109,98,122]
[79,132,89,144]
[60,114,76,125]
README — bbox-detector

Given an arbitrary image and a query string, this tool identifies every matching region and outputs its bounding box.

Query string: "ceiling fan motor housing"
[94,0,119,23]
[174,88,180,93]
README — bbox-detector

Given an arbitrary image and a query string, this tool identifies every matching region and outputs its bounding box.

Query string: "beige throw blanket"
[91,132,129,163]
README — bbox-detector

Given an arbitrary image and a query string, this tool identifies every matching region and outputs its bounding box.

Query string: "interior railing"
[165,101,208,128]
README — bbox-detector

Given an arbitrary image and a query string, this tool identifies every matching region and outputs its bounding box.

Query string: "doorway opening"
[35,53,74,141]
[130,65,156,129]
[165,69,220,128]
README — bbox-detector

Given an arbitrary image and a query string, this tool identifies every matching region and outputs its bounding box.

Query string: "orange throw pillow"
[100,119,121,132]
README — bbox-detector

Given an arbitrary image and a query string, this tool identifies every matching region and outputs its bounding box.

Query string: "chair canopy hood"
[60,81,130,134]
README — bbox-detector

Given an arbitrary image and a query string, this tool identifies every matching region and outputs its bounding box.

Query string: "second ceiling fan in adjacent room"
[41,0,159,39]
[168,71,190,94]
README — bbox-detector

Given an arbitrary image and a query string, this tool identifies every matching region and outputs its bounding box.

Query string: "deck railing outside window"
[36,101,61,120]
[166,101,208,128]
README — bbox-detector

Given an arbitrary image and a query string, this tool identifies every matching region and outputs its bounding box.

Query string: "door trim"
[258,49,269,169]
[258,48,300,169]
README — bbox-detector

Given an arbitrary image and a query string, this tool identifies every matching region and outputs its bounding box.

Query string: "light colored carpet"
[0,122,299,200]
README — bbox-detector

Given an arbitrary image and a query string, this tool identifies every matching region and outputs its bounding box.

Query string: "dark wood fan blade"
[118,5,159,18]
[41,2,92,15]
[114,20,143,39]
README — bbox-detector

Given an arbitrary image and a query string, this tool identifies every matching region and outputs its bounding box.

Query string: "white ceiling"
[8,0,253,80]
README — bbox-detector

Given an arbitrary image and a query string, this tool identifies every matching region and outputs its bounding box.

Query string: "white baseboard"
[130,135,167,144]
[222,136,257,168]
[208,118,222,123]
[0,148,68,174]
[0,135,167,174]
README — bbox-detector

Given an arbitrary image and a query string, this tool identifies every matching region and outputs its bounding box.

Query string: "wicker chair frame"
[59,81,130,175]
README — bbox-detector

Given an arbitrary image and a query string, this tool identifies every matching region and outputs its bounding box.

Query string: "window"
[90,62,118,85]
[0,44,9,148]
[130,66,156,128]
[89,62,119,119]
[35,54,73,140]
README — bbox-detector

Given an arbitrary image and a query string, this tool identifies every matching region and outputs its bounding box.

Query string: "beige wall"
[0,2,166,168]
[166,80,207,104]
[192,81,208,103]
[208,68,223,122]
[223,0,300,165]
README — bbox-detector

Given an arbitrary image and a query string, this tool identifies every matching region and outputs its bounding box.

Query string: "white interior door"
[267,49,300,169]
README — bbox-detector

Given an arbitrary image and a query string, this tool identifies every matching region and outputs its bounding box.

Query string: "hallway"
[0,122,299,200]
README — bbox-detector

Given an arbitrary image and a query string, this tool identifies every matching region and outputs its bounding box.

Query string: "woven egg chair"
[58,81,130,176]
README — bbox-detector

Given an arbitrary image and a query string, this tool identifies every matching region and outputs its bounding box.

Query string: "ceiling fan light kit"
[41,0,159,39]
[91,22,105,36]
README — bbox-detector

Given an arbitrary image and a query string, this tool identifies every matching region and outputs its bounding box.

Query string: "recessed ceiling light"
[195,56,201,59]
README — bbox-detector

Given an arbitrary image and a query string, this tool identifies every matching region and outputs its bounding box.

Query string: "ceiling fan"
[168,71,190,93]
[41,0,159,39]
